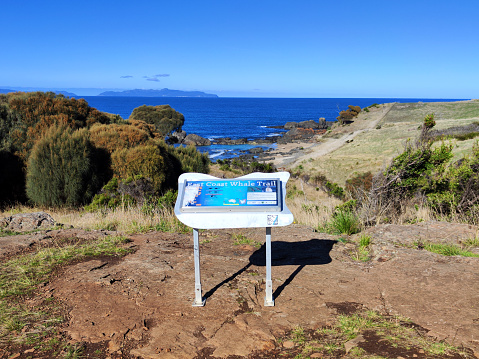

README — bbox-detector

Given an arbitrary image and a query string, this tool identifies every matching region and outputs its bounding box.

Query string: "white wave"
[209,150,226,159]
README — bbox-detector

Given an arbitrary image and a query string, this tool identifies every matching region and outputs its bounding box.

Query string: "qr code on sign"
[267,215,279,226]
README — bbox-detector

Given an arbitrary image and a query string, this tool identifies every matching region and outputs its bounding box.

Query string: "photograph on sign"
[179,178,281,212]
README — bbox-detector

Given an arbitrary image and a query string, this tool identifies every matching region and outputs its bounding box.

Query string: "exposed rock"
[284,118,328,130]
[298,120,322,129]
[213,137,248,145]
[317,117,327,129]
[279,128,327,143]
[344,334,365,353]
[0,212,56,232]
[284,122,299,130]
[183,134,211,146]
[169,130,187,144]
[249,147,264,154]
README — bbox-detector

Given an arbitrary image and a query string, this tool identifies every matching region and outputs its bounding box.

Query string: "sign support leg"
[264,227,274,306]
[192,228,205,306]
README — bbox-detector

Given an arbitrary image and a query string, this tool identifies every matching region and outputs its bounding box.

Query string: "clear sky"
[1,0,478,98]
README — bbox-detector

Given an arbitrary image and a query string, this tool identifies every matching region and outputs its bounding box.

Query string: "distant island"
[0,89,78,97]
[98,88,218,98]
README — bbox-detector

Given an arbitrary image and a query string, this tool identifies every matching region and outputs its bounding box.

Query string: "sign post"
[265,227,274,306]
[192,228,206,306]
[174,172,294,307]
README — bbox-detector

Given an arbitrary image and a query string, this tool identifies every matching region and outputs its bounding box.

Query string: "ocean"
[81,97,464,160]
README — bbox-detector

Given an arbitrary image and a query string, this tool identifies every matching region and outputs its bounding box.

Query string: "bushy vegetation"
[336,105,361,125]
[359,113,479,224]
[0,91,210,209]
[1,92,110,162]
[216,158,275,174]
[129,104,184,136]
[89,122,153,152]
[26,126,106,207]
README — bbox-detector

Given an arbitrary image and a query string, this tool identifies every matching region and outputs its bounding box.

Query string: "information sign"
[174,172,294,307]
[179,178,281,212]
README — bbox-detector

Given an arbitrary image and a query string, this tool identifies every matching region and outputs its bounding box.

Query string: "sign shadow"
[203,239,335,301]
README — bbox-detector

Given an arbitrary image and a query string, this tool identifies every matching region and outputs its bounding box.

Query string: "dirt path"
[4,222,474,358]
[269,103,394,169]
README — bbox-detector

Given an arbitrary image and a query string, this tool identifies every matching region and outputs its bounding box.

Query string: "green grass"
[232,233,261,248]
[420,242,479,257]
[0,235,131,298]
[321,210,361,236]
[462,236,479,248]
[279,309,473,358]
[350,235,373,262]
[0,235,133,349]
[0,229,21,237]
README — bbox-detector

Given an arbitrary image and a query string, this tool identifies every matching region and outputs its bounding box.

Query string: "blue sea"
[81,97,465,160]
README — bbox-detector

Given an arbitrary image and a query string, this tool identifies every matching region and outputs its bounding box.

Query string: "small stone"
[310,353,322,358]
[24,349,35,353]
[108,340,121,353]
[344,334,365,353]
[282,340,295,348]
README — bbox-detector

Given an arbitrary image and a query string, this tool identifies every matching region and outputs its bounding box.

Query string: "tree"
[6,92,110,162]
[129,105,184,137]
[26,126,104,207]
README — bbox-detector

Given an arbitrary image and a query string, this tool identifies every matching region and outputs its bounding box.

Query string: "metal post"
[192,228,206,306]
[264,227,274,306]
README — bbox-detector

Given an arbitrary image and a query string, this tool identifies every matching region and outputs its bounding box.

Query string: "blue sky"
[1,0,478,98]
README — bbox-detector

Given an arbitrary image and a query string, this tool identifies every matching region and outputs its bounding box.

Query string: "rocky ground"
[1,221,478,358]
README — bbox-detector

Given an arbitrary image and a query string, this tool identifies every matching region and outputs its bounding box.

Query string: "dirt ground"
[1,221,479,358]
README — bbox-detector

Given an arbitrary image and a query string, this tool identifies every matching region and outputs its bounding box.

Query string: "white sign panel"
[174,172,294,229]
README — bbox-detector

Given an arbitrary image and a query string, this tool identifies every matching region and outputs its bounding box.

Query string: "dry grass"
[285,178,343,228]
[0,204,189,234]
[299,100,479,186]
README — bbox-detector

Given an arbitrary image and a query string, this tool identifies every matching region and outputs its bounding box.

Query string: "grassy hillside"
[299,100,479,186]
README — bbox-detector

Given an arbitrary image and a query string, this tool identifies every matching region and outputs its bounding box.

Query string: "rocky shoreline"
[167,117,331,162]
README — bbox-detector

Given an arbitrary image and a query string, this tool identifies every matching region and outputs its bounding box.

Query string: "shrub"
[89,123,153,153]
[346,171,373,196]
[325,181,345,199]
[166,144,210,174]
[0,150,26,206]
[111,145,168,193]
[129,104,184,137]
[336,105,361,125]
[323,210,361,235]
[7,92,110,162]
[26,126,104,207]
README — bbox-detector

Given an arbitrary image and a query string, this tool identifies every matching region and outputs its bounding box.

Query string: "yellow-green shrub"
[111,145,168,192]
[89,123,153,153]
[26,126,104,207]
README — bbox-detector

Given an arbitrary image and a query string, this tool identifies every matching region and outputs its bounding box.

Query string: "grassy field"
[300,100,479,186]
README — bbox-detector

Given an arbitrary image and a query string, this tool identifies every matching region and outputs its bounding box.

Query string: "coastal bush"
[322,210,361,235]
[345,171,373,197]
[89,122,153,153]
[324,181,345,199]
[336,105,361,125]
[6,92,110,162]
[166,144,210,174]
[0,150,26,207]
[111,145,168,193]
[214,157,274,175]
[26,126,104,207]
[129,104,184,137]
[364,113,479,224]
